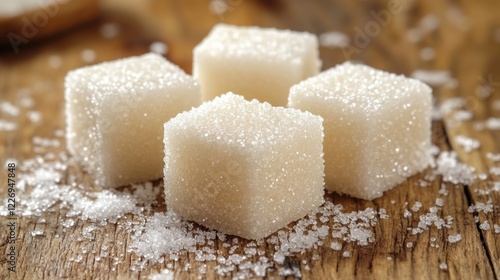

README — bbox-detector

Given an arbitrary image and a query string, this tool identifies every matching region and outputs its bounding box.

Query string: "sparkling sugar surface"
[65,53,201,187]
[288,62,433,200]
[1,126,496,278]
[193,24,321,106]
[163,93,325,239]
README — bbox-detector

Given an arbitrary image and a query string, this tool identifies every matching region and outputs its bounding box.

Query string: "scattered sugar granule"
[149,269,174,280]
[479,221,490,231]
[494,224,500,233]
[434,151,476,185]
[439,262,448,270]
[330,242,342,251]
[412,201,423,212]
[82,225,98,239]
[100,22,120,39]
[411,69,455,87]
[150,41,168,55]
[447,234,462,243]
[319,31,350,48]
[379,208,389,219]
[0,102,20,117]
[403,209,412,218]
[438,97,464,116]
[486,153,500,162]
[477,173,488,181]
[61,219,75,228]
[342,251,350,258]
[406,242,414,248]
[127,200,379,276]
[410,206,452,236]
[435,198,444,207]
[273,251,285,264]
[0,120,17,131]
[28,111,42,123]
[19,96,34,108]
[438,184,449,195]
[31,230,44,237]
[455,135,480,152]
[475,85,492,100]
[468,200,494,214]
[278,267,302,278]
[452,110,473,124]
[489,167,500,176]
[81,49,96,63]
[32,137,60,148]
[73,190,137,221]
[485,117,500,130]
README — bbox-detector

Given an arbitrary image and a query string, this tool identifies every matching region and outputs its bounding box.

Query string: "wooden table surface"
[1,0,499,279]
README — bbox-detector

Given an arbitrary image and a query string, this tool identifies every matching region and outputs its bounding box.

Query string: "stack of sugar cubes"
[65,24,432,239]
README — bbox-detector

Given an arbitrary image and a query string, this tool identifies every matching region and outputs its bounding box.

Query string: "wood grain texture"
[1,0,499,279]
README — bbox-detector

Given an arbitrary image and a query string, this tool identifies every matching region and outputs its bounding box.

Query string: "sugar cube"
[193,24,321,106]
[288,62,432,200]
[163,93,325,239]
[65,53,200,187]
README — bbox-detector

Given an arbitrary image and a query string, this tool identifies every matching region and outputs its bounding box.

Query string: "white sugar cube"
[163,93,325,239]
[289,62,432,200]
[66,53,200,187]
[193,24,321,106]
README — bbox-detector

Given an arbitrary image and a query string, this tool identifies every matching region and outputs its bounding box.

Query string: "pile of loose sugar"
[128,201,385,277]
[1,137,386,277]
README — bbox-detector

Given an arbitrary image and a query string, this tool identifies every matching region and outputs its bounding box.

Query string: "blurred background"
[1,0,500,92]
[0,0,499,70]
